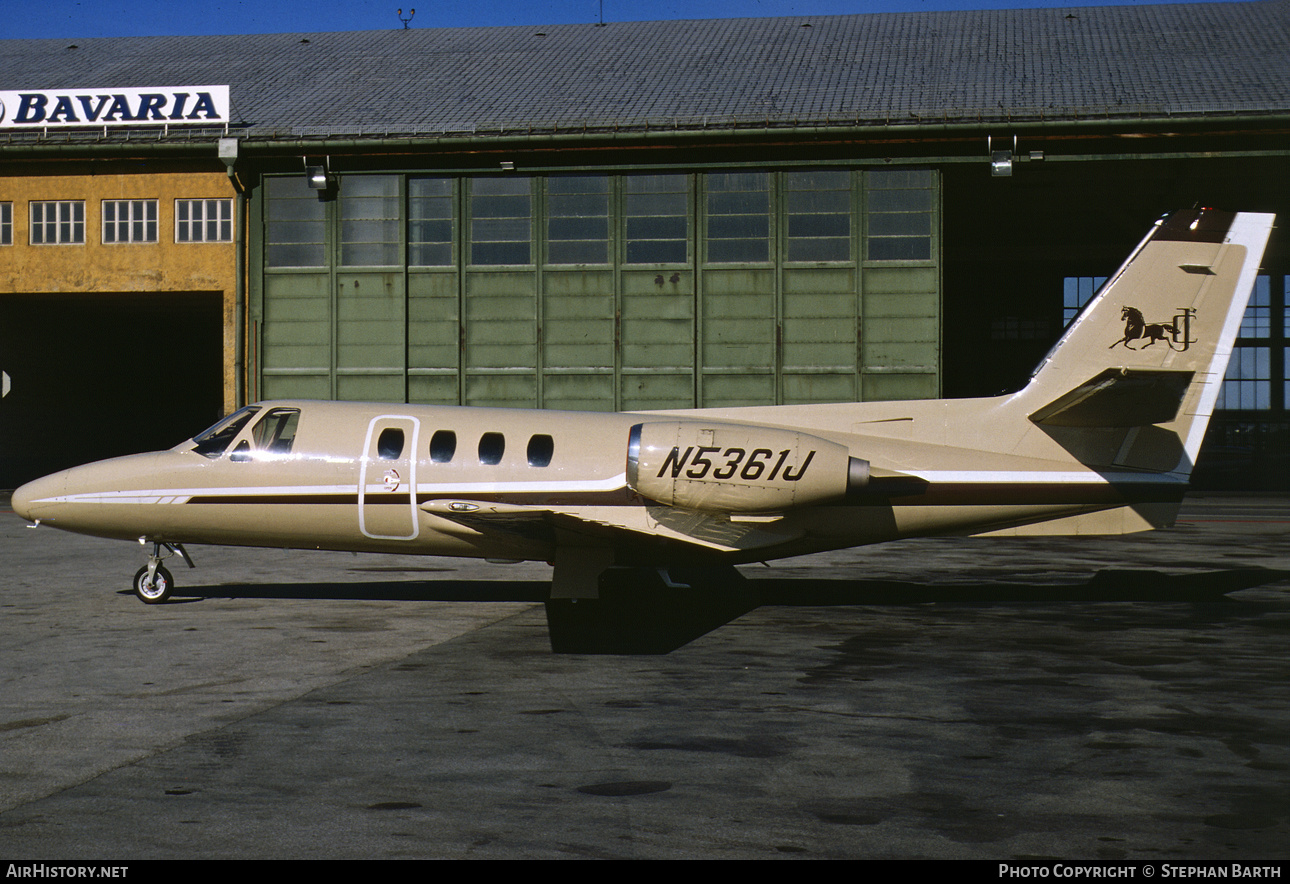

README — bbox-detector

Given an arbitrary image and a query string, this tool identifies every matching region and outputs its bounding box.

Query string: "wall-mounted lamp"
[500,161,515,171]
[304,156,333,189]
[988,136,1016,177]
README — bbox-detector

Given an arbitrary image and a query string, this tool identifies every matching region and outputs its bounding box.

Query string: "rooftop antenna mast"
[397,8,415,28]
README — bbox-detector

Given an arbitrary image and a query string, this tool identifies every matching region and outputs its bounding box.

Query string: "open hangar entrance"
[0,292,223,488]
[940,153,1290,489]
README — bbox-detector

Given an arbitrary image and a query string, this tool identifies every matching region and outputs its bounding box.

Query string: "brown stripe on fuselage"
[181,482,1182,509]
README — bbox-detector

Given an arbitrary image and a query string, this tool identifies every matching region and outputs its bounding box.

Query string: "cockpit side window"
[251,408,301,455]
[191,406,261,459]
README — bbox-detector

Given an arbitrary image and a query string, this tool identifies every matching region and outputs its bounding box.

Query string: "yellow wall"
[0,165,239,411]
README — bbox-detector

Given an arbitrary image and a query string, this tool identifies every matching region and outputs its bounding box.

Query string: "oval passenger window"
[478,432,505,465]
[527,434,553,467]
[430,430,457,463]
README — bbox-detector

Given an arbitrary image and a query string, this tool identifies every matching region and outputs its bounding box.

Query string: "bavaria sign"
[0,86,230,129]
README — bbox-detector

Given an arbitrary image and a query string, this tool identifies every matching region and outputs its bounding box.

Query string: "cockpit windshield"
[190,406,261,459]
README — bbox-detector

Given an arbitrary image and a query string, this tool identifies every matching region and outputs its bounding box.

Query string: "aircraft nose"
[10,472,65,522]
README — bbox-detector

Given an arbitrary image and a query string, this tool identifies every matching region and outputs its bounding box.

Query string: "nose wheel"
[133,564,174,603]
[132,541,194,604]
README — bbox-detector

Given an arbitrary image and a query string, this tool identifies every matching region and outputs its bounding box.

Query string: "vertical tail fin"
[1017,209,1274,476]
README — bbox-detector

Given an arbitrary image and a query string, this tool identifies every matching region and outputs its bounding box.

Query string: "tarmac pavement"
[0,494,1287,859]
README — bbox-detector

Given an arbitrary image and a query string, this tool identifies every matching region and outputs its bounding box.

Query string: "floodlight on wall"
[304,156,333,190]
[988,136,1017,178]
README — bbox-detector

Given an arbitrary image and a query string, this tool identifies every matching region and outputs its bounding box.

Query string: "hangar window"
[1284,277,1289,341]
[409,178,454,266]
[29,201,84,245]
[478,432,505,465]
[526,434,554,467]
[176,199,233,242]
[377,427,405,460]
[470,178,532,266]
[265,176,325,267]
[1062,277,1107,326]
[784,170,851,262]
[991,316,1050,341]
[0,202,11,245]
[705,172,770,264]
[1218,347,1271,410]
[1218,276,1277,412]
[1239,275,1272,337]
[547,176,609,265]
[865,170,934,261]
[624,174,689,264]
[341,175,400,266]
[429,430,457,462]
[102,200,158,244]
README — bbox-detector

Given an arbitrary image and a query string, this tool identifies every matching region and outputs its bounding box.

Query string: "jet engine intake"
[626,421,867,513]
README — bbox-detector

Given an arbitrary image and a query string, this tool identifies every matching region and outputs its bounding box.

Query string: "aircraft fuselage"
[12,397,1177,567]
[9,209,1276,608]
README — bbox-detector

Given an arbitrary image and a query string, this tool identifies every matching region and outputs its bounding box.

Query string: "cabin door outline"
[358,415,421,540]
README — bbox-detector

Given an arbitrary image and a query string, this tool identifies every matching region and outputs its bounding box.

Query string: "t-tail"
[1008,209,1275,481]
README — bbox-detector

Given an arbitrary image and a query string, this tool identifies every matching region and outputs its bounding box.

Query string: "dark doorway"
[941,155,1288,488]
[0,292,223,488]
[942,155,1287,399]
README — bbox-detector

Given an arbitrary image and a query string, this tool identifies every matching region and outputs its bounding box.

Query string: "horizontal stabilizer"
[1029,368,1195,428]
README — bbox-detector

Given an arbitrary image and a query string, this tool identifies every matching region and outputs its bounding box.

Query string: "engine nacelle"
[626,421,868,513]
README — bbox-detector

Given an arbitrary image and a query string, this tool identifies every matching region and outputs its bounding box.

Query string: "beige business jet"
[11,209,1275,619]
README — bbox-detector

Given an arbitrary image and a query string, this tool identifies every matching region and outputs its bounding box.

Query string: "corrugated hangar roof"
[1,0,1288,143]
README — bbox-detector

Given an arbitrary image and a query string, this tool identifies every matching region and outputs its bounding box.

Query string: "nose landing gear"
[132,541,195,604]
[133,564,174,603]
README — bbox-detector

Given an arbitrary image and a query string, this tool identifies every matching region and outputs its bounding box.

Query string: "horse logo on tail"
[1110,306,1196,351]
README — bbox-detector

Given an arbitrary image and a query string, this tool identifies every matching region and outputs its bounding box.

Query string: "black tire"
[133,565,174,604]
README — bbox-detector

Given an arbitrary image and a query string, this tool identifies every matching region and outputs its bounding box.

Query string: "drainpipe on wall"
[218,138,246,409]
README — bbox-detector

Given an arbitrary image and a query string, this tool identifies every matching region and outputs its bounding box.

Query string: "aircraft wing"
[419,499,806,555]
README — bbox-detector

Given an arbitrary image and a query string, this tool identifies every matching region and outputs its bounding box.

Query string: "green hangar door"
[256,170,939,411]
[0,292,224,488]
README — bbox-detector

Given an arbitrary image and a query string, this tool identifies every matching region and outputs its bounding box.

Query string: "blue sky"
[4,0,1246,39]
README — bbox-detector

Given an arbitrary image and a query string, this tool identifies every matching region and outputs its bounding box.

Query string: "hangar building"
[1,0,1287,488]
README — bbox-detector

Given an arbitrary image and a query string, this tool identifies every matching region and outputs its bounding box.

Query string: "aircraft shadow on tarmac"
[117,566,1290,655]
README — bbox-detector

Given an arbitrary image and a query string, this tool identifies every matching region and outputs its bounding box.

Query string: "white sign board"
[0,86,230,129]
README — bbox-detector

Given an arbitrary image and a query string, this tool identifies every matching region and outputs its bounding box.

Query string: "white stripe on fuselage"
[905,470,1186,484]
[29,473,633,505]
[28,469,1184,507]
